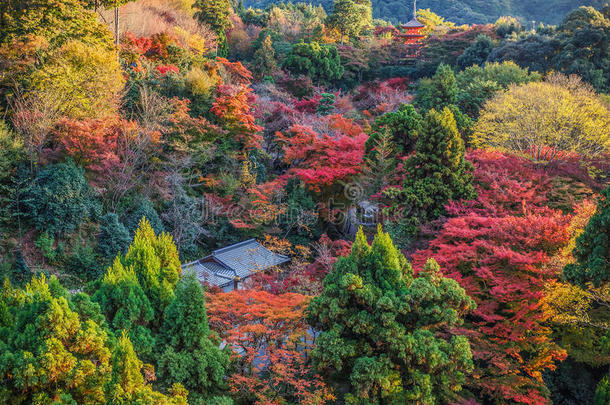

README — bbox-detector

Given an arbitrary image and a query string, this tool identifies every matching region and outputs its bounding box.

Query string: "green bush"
[23,161,101,236]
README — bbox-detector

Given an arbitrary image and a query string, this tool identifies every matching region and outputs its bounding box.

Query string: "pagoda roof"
[401,18,425,28]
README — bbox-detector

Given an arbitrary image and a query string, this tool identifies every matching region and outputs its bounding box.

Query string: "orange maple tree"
[206,289,333,405]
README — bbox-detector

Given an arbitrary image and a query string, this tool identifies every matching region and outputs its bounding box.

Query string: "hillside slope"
[242,0,606,24]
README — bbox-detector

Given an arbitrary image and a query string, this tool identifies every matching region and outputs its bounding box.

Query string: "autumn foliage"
[412,149,575,404]
[206,289,333,405]
[277,114,367,191]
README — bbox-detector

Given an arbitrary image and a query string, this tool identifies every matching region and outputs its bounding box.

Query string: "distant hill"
[242,0,606,25]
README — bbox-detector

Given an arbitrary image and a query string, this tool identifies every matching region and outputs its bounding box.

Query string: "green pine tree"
[157,275,231,404]
[366,103,422,156]
[108,331,188,404]
[124,218,181,324]
[415,63,459,111]
[93,257,156,357]
[316,93,336,115]
[307,226,476,404]
[384,107,475,238]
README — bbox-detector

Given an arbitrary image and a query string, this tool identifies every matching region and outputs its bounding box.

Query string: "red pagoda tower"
[399,0,425,57]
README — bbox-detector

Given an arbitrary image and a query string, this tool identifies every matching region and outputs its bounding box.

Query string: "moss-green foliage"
[553,6,610,93]
[457,61,542,88]
[107,331,188,404]
[456,34,496,69]
[123,219,181,325]
[93,219,181,357]
[98,213,131,261]
[595,376,610,405]
[126,199,165,237]
[490,6,610,93]
[23,161,101,237]
[564,187,610,287]
[282,41,344,85]
[308,227,475,404]
[316,92,336,115]
[157,275,230,405]
[251,35,277,80]
[366,104,422,157]
[67,238,102,281]
[455,61,541,117]
[93,257,155,357]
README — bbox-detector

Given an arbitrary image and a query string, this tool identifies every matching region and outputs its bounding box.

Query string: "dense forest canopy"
[0,0,609,404]
[243,0,608,24]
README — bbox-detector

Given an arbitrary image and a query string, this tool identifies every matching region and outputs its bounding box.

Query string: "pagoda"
[399,0,425,56]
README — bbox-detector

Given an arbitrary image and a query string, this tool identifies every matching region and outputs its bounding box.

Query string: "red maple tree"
[411,150,572,404]
[207,289,333,405]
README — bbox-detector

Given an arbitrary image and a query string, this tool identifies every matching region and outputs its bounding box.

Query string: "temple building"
[399,0,426,56]
[182,239,290,291]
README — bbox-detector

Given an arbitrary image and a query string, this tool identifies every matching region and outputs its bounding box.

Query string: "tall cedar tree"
[564,186,610,286]
[123,218,181,327]
[415,63,459,111]
[93,218,181,358]
[307,226,476,404]
[385,107,475,235]
[157,275,230,404]
[93,257,155,356]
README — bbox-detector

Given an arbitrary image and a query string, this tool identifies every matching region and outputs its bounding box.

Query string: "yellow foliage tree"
[29,40,124,119]
[472,74,610,158]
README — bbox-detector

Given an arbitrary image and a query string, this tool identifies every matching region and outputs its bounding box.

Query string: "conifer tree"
[124,218,181,325]
[365,103,422,157]
[97,212,131,260]
[157,275,231,404]
[385,107,475,236]
[415,63,459,111]
[564,186,610,287]
[251,35,277,80]
[595,376,610,405]
[316,93,336,115]
[307,227,475,404]
[93,257,155,356]
[0,275,112,403]
[108,331,188,404]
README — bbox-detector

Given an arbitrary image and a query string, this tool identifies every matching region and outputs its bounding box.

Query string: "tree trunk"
[114,6,120,46]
